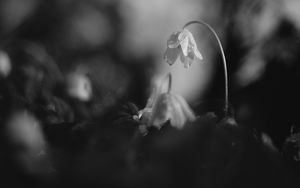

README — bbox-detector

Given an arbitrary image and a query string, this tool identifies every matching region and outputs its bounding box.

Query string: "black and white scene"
[0,0,300,187]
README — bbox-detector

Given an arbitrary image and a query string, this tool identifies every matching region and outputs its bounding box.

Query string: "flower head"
[164,28,203,68]
[139,74,196,129]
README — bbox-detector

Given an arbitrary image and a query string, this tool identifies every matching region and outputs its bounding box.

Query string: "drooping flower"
[164,28,203,68]
[138,74,196,129]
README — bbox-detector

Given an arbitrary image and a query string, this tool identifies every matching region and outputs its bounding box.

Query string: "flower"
[139,74,196,129]
[164,28,203,68]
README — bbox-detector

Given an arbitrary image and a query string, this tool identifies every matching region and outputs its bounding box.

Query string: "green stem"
[183,20,229,116]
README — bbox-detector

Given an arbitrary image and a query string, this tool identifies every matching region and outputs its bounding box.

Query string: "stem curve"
[183,20,228,115]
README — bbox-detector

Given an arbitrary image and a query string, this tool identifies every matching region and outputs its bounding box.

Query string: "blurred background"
[1,0,300,186]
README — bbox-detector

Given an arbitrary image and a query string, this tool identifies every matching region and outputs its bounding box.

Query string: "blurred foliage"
[1,0,300,187]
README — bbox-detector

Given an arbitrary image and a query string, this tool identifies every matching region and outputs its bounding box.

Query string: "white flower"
[164,29,203,68]
[139,74,196,129]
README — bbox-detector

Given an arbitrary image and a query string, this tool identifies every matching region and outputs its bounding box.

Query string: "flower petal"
[168,95,186,129]
[188,33,203,60]
[150,94,183,129]
[178,29,189,42]
[187,46,195,60]
[167,31,181,48]
[182,28,203,60]
[178,29,190,56]
[180,51,193,68]
[173,94,196,122]
[139,73,196,129]
[193,47,203,60]
[149,93,195,129]
[164,47,180,65]
[150,94,170,128]
[180,37,189,57]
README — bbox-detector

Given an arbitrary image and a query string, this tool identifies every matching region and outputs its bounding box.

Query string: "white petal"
[174,95,196,122]
[194,48,203,60]
[169,96,186,129]
[180,37,189,56]
[186,30,203,60]
[178,29,190,41]
[167,31,181,48]
[178,29,189,56]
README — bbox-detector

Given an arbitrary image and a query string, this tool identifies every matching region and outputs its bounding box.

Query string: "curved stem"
[183,20,228,115]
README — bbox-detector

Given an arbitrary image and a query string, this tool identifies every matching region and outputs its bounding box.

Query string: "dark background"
[0,0,300,187]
